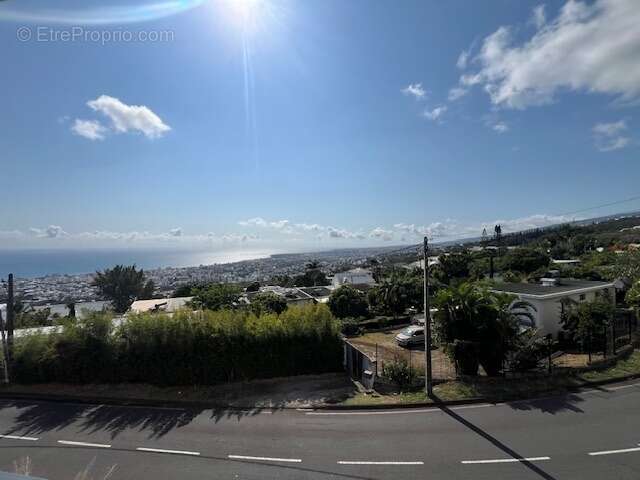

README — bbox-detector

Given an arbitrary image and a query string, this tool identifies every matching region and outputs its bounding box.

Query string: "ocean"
[0,248,274,279]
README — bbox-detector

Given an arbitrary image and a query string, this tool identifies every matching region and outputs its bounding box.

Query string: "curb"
[0,372,639,411]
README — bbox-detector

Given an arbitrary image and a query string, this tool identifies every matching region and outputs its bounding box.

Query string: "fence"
[343,340,377,389]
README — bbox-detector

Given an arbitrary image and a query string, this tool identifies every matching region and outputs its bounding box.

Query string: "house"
[331,268,375,288]
[129,296,193,314]
[491,278,616,338]
[245,286,315,306]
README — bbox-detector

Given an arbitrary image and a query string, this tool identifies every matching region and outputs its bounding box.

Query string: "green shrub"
[382,356,415,391]
[449,340,480,376]
[12,304,343,386]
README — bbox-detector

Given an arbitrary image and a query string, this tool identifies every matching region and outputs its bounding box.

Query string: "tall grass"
[12,304,343,385]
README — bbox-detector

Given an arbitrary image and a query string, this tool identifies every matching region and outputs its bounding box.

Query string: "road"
[0,381,639,479]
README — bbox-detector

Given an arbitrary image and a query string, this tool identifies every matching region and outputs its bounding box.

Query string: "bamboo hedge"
[12,304,344,385]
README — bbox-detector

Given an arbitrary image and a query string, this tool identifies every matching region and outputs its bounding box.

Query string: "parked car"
[395,325,425,347]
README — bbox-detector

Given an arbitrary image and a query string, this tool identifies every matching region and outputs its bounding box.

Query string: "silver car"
[395,325,425,347]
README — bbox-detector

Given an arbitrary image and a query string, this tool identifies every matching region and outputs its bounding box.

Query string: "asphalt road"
[0,381,639,479]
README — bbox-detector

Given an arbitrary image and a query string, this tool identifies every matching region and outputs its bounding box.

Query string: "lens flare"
[0,1,207,25]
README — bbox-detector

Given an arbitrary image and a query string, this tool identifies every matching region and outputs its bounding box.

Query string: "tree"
[370,277,410,319]
[560,297,614,352]
[328,285,369,319]
[626,281,640,308]
[92,265,155,313]
[294,261,329,287]
[191,283,242,311]
[173,284,195,297]
[612,251,640,283]
[433,282,534,376]
[433,252,472,284]
[65,300,76,319]
[245,281,261,292]
[499,248,550,274]
[250,292,288,316]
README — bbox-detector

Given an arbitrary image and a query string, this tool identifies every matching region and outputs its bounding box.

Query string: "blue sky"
[1,0,639,252]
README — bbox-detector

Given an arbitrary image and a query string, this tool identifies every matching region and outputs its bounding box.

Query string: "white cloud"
[423,105,447,121]
[169,227,183,237]
[29,225,68,238]
[492,121,509,133]
[238,217,291,231]
[593,120,631,151]
[369,227,394,241]
[456,0,640,109]
[71,119,107,140]
[531,4,546,29]
[448,86,468,101]
[87,95,171,139]
[456,50,470,69]
[401,83,427,100]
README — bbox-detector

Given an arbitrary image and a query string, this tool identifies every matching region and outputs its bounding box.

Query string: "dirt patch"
[349,328,456,379]
[1,373,357,409]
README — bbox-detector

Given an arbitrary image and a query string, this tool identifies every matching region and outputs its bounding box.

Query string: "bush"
[12,304,344,386]
[340,318,362,336]
[328,285,369,319]
[448,340,479,376]
[382,357,415,391]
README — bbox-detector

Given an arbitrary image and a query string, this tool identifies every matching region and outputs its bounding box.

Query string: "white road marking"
[307,403,495,416]
[589,446,640,456]
[0,435,39,441]
[228,455,302,463]
[461,457,550,464]
[137,447,200,456]
[58,440,111,448]
[606,383,640,391]
[338,461,424,465]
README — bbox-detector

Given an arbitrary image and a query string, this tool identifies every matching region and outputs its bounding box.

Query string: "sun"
[224,0,265,34]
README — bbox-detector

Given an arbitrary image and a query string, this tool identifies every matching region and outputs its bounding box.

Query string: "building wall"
[527,288,615,337]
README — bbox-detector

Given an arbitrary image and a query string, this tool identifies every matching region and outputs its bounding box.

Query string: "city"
[1,0,640,479]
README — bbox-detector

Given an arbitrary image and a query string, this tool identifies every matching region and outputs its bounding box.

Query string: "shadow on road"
[506,392,585,414]
[0,400,283,440]
[434,397,559,480]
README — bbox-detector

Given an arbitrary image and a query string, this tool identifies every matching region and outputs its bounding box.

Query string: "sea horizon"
[0,247,278,279]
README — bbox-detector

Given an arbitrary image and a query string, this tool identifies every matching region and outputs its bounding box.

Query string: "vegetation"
[560,297,615,352]
[294,261,330,287]
[498,248,550,275]
[328,285,369,319]
[249,292,288,316]
[12,304,343,385]
[92,265,155,313]
[382,357,415,391]
[434,282,536,376]
[190,283,243,311]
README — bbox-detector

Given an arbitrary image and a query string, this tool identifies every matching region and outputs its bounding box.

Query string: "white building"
[331,268,375,288]
[129,297,193,314]
[491,278,616,338]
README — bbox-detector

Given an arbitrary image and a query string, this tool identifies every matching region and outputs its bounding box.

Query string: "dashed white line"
[58,440,111,448]
[306,403,495,415]
[589,446,640,456]
[137,447,200,456]
[461,457,550,464]
[0,435,39,441]
[228,455,302,463]
[338,461,424,465]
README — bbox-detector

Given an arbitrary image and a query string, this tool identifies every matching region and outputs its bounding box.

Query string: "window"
[579,294,586,301]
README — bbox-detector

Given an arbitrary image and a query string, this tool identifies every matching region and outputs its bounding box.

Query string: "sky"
[1,0,639,253]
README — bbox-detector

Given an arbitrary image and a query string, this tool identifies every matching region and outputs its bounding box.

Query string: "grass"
[342,350,640,406]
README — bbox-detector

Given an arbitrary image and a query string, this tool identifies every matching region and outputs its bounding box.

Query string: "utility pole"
[423,237,433,397]
[5,274,14,379]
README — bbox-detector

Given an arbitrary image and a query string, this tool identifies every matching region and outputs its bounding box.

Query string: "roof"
[129,297,193,313]
[491,279,614,298]
[333,268,373,276]
[298,286,332,298]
